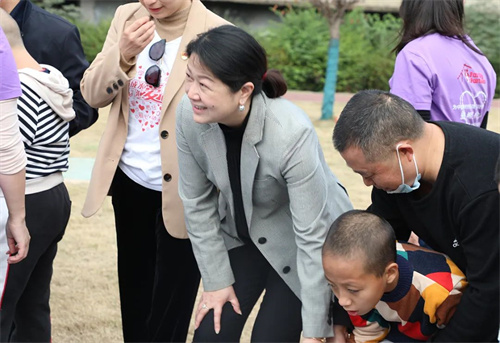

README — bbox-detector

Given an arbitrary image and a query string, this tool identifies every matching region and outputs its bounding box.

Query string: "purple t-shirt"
[389,33,496,127]
[0,27,21,101]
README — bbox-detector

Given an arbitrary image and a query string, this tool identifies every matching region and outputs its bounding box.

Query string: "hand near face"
[119,16,156,62]
[195,285,242,334]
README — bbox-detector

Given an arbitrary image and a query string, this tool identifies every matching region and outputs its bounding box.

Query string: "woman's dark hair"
[393,0,483,55]
[186,25,287,98]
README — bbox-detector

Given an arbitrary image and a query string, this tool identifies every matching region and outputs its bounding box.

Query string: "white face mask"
[387,144,421,194]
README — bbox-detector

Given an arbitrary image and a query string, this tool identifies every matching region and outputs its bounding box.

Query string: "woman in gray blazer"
[176,25,353,342]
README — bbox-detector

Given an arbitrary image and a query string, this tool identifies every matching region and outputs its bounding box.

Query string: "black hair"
[332,90,424,162]
[322,210,397,277]
[186,25,287,98]
[393,0,483,55]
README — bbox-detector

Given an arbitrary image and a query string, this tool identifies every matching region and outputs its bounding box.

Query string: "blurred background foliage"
[34,0,499,96]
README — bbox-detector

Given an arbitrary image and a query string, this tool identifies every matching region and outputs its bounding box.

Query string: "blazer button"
[113,82,119,90]
[282,266,291,274]
[160,130,169,139]
[117,79,124,87]
[106,87,113,94]
[258,237,267,244]
[163,173,172,182]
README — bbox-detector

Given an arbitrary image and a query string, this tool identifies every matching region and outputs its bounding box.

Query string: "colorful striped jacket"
[349,242,467,342]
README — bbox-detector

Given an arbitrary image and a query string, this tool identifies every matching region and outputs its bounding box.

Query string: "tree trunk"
[320,38,340,120]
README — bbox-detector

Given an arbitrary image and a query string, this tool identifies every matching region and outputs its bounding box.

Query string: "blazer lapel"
[240,95,266,229]
[201,124,234,218]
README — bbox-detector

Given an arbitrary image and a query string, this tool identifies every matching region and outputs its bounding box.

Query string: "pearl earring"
[238,104,245,112]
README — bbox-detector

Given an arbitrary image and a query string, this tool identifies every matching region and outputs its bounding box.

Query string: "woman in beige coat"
[80,0,228,341]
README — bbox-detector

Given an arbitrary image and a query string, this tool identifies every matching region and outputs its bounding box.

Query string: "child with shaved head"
[322,210,467,343]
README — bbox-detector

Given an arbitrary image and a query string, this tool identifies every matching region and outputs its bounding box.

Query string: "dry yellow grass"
[50,94,499,342]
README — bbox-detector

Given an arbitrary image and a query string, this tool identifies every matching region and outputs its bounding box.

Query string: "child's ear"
[385,262,399,285]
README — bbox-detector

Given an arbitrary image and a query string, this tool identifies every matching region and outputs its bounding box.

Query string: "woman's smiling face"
[184,53,248,127]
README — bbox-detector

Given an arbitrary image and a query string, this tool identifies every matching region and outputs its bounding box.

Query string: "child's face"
[323,253,391,317]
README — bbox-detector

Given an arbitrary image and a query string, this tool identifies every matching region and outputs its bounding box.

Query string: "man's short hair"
[333,90,425,162]
[322,210,397,277]
[0,8,24,49]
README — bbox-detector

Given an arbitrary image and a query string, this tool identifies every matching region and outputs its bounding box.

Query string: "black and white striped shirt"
[17,82,69,180]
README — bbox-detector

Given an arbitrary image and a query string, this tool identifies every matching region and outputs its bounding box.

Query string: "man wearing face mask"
[332,90,499,342]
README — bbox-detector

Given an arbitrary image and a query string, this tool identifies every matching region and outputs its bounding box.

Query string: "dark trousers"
[0,183,71,342]
[111,167,201,342]
[193,243,302,342]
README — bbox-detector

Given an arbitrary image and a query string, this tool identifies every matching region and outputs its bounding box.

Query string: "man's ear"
[385,262,399,286]
[239,82,254,104]
[396,142,415,162]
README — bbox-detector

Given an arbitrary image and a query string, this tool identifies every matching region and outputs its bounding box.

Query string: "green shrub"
[34,0,80,22]
[36,1,497,97]
[74,18,112,64]
[253,7,330,91]
[465,3,500,97]
[254,7,400,92]
[338,9,400,92]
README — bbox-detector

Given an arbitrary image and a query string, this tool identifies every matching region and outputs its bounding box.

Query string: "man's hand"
[194,285,242,334]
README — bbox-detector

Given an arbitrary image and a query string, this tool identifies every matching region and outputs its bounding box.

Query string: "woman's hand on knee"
[195,286,242,334]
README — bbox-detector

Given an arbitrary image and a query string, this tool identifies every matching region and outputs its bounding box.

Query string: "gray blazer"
[176,92,352,337]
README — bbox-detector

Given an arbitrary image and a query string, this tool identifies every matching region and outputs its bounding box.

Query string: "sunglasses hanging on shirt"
[145,39,166,87]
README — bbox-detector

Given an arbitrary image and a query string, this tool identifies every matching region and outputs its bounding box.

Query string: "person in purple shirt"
[0,26,31,298]
[0,27,21,101]
[389,0,496,128]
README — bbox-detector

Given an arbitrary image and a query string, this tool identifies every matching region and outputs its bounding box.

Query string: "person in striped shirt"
[322,210,467,343]
[0,9,73,342]
[0,25,30,308]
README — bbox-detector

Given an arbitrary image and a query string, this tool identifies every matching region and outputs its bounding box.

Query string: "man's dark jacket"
[11,0,98,136]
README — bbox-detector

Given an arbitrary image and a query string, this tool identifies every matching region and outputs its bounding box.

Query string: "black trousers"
[0,183,71,342]
[193,243,302,342]
[111,167,200,342]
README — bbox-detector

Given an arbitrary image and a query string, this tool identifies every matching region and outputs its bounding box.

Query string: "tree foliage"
[36,1,498,97]
[33,0,80,22]
[253,7,330,91]
[255,7,400,92]
[465,3,500,97]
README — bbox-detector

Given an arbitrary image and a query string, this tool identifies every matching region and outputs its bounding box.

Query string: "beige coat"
[80,1,228,238]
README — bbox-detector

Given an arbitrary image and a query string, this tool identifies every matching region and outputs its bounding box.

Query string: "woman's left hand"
[195,286,242,334]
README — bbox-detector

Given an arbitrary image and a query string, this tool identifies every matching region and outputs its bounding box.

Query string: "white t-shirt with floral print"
[120,33,181,191]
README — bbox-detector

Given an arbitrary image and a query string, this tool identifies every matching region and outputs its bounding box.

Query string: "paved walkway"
[64,157,94,182]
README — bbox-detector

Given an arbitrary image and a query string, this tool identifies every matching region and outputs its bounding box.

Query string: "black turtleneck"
[219,113,251,242]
